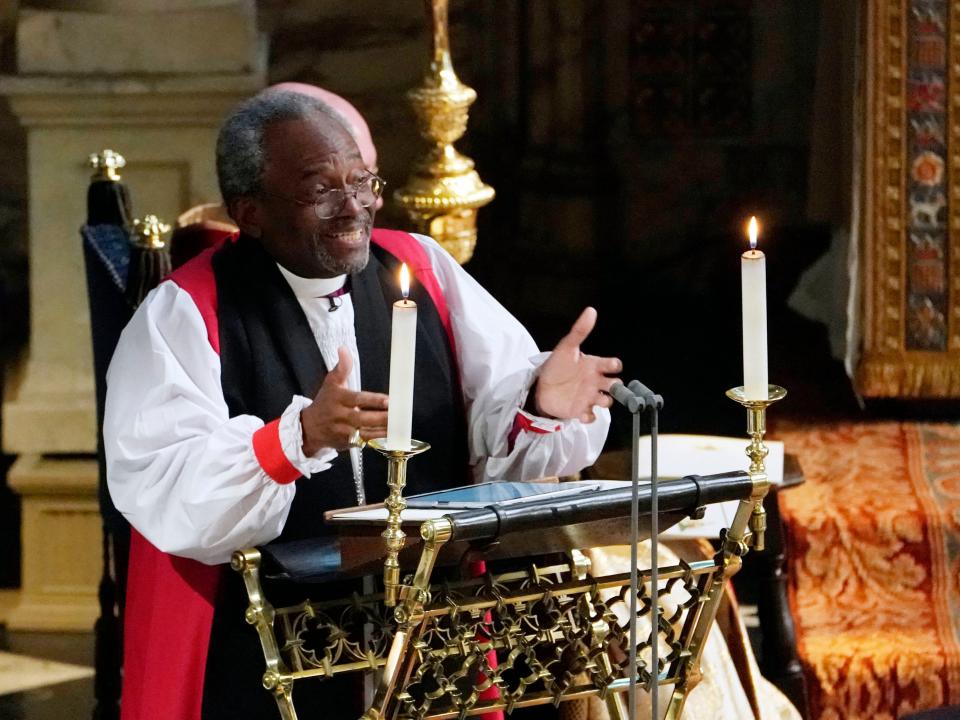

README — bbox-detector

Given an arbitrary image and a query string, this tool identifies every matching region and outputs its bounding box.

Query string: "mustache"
[317,219,372,235]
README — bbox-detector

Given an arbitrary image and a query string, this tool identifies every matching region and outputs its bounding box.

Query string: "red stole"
[120,230,500,720]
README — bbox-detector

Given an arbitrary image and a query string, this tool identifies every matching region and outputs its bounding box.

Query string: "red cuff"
[252,418,301,485]
[507,412,562,453]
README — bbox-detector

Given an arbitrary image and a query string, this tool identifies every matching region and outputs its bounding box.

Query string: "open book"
[328,435,781,539]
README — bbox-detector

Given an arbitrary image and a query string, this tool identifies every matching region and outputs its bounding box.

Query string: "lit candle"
[386,263,417,450]
[741,217,768,400]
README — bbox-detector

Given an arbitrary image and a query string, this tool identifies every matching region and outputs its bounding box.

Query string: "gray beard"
[310,233,370,275]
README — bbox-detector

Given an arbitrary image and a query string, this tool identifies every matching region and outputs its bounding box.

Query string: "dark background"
[0,0,861,587]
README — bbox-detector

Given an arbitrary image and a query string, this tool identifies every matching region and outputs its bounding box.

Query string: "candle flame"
[747,216,759,250]
[400,263,410,299]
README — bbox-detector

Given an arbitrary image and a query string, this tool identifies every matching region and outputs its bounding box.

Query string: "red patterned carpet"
[775,423,960,720]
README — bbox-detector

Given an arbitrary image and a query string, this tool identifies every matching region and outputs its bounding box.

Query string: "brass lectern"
[231,471,768,720]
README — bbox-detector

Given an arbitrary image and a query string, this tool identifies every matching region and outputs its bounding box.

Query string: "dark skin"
[229,112,621,457]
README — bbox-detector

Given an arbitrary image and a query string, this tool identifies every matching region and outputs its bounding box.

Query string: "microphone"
[627,379,663,410]
[608,381,644,414]
[609,380,663,414]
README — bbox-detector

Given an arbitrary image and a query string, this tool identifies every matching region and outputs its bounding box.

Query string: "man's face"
[256,115,375,278]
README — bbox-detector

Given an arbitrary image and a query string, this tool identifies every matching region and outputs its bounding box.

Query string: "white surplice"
[104,234,609,565]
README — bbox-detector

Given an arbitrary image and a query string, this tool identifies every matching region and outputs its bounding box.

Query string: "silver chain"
[350,446,366,505]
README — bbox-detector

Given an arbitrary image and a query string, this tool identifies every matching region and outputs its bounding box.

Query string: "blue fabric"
[82,224,131,293]
[82,223,134,533]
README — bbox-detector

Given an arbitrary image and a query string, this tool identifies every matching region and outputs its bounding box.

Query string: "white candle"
[741,217,768,400]
[387,263,417,450]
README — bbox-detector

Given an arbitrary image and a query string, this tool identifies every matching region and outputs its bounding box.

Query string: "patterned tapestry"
[775,422,960,719]
[906,0,949,351]
[857,1,960,396]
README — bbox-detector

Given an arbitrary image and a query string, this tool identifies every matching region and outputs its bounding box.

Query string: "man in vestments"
[104,89,622,720]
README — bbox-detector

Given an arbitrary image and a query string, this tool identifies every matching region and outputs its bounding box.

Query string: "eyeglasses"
[263,173,385,219]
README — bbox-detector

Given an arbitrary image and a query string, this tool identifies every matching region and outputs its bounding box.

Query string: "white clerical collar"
[276,263,347,299]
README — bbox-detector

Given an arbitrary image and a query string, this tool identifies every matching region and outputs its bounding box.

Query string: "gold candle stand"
[367,438,431,607]
[724,385,787,551]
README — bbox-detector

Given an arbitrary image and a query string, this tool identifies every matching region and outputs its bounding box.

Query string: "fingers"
[599,356,623,375]
[579,389,614,423]
[325,388,389,411]
[556,306,597,350]
[351,391,389,410]
[595,391,614,409]
[335,419,388,445]
[330,422,387,446]
[348,408,389,428]
[359,426,388,442]
[600,376,620,393]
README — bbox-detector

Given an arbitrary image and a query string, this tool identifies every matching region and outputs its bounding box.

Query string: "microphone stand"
[628,403,642,720]
[610,381,663,720]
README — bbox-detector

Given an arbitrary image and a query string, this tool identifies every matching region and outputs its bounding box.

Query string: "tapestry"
[775,422,960,719]
[857,0,960,396]
[906,0,949,351]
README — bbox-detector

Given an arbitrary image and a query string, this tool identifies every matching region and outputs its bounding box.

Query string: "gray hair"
[215,90,345,206]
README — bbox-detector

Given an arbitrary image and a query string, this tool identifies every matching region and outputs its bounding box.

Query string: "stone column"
[1,0,264,630]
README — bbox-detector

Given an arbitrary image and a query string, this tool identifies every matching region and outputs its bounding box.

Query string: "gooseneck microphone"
[627,379,663,410]
[609,381,643,414]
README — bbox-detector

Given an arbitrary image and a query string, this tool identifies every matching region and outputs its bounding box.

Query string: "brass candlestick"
[725,385,787,551]
[367,438,431,607]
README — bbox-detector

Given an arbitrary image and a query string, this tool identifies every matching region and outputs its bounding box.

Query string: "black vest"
[202,234,469,719]
[214,233,469,537]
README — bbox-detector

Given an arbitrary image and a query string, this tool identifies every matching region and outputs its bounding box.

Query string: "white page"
[638,433,783,484]
[637,434,782,540]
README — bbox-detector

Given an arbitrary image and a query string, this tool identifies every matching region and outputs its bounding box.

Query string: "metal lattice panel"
[268,558,722,719]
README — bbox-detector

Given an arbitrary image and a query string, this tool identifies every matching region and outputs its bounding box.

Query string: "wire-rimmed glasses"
[263,173,385,219]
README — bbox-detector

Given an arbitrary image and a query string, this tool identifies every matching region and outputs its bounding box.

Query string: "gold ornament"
[394,0,495,264]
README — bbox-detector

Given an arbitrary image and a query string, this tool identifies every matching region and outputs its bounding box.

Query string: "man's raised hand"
[300,346,389,455]
[532,307,622,424]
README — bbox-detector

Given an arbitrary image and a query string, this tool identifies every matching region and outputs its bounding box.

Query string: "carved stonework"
[856,0,960,397]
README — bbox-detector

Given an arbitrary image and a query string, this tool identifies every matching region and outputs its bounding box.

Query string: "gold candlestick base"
[725,385,787,551]
[367,438,431,607]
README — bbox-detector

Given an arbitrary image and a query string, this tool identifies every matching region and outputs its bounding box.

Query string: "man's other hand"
[301,346,389,455]
[533,307,622,424]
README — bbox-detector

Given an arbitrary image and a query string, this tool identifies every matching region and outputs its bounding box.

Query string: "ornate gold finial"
[132,215,171,250]
[394,0,495,264]
[88,149,127,181]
